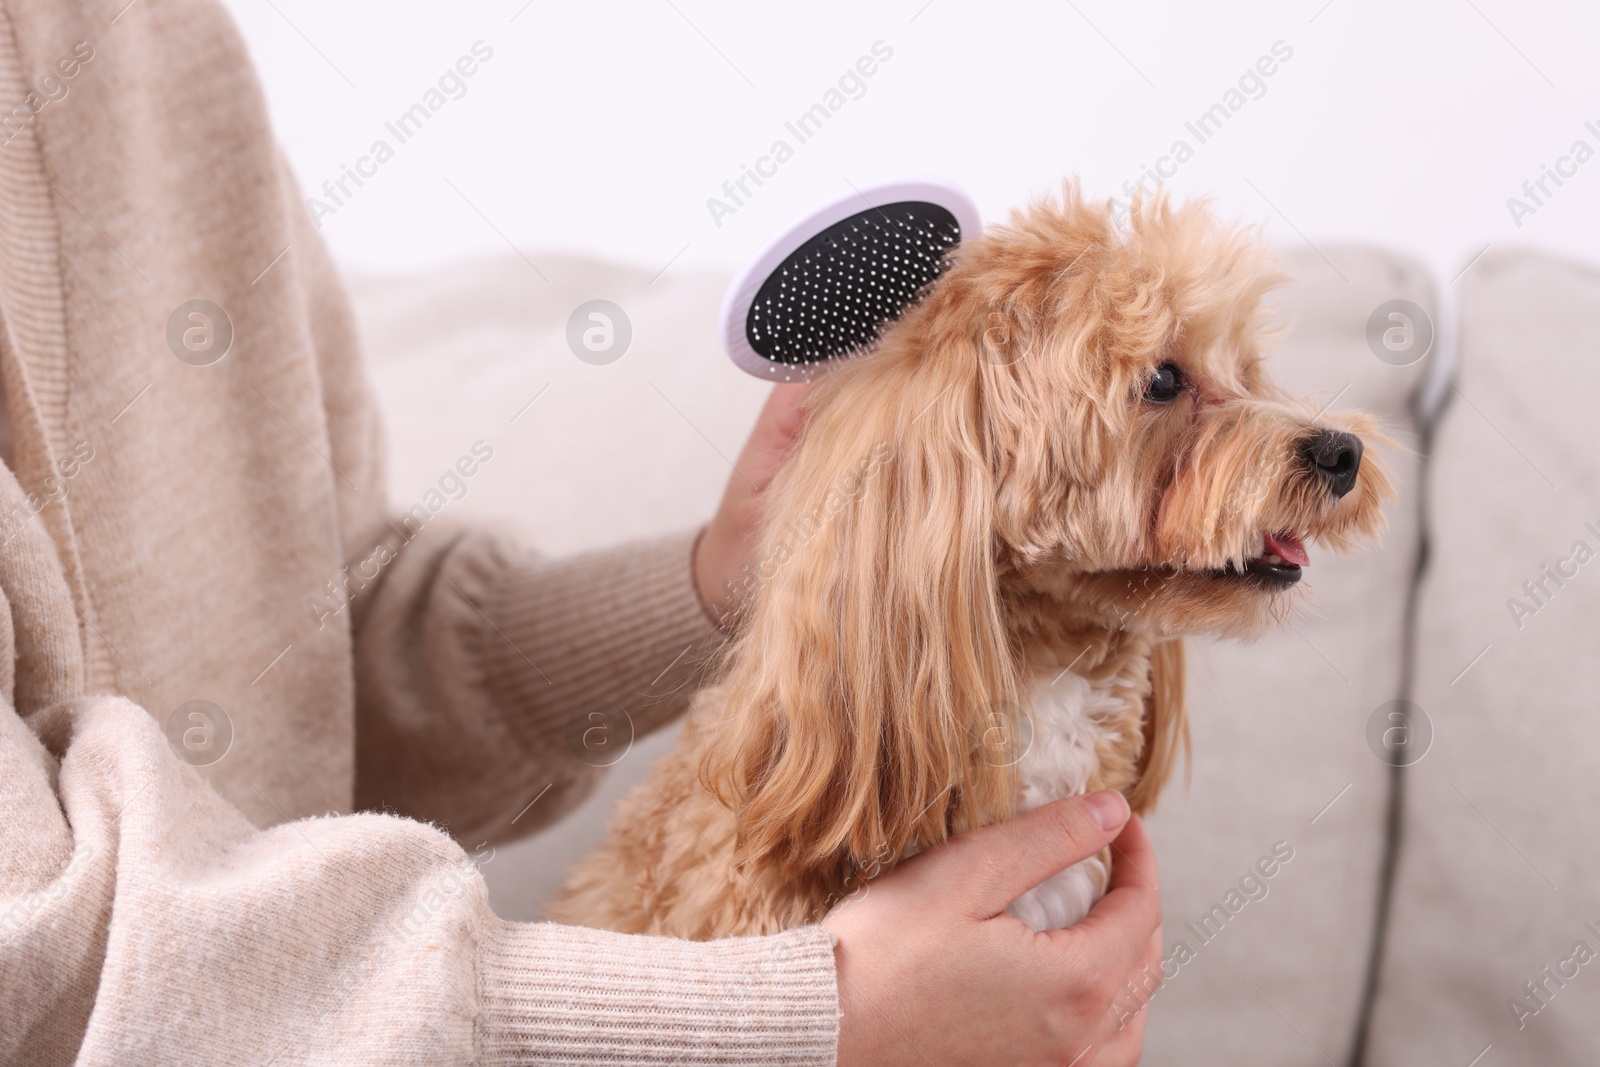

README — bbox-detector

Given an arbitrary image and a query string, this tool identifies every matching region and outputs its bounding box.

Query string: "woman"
[0,0,1161,1062]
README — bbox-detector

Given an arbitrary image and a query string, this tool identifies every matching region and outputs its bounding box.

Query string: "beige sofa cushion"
[348,244,1435,1064]
[1140,247,1433,1066]
[1366,249,1600,1067]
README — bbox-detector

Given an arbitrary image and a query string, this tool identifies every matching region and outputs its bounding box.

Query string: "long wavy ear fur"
[699,323,1022,880]
[1126,637,1188,814]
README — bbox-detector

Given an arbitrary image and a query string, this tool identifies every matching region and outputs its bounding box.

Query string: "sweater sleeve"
[1,693,839,1066]
[348,519,728,843]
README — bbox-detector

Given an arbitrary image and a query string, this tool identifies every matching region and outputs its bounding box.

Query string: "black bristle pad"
[746,201,962,366]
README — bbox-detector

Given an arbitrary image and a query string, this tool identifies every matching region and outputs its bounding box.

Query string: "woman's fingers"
[1032,820,1164,1066]
[1093,923,1167,1065]
[735,382,811,491]
[695,383,813,617]
[1046,814,1162,977]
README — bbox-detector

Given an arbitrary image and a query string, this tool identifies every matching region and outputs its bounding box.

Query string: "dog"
[547,186,1392,938]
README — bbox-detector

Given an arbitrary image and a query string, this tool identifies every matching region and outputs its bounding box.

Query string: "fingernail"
[1085,790,1130,832]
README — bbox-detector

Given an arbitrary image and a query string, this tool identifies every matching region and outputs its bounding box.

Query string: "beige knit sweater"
[0,0,840,1063]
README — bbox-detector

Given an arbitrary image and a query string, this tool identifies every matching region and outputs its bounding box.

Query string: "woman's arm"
[1,691,841,1065]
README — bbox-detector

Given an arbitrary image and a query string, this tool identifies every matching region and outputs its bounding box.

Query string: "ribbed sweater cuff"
[475,528,725,751]
[479,920,841,1065]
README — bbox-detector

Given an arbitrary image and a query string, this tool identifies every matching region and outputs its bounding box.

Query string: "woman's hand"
[693,383,811,622]
[824,792,1163,1067]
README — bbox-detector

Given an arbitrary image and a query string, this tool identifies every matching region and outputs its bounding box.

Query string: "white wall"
[221,0,1600,287]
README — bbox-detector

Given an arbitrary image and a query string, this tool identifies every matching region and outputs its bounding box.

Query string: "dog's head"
[953,189,1392,637]
[703,187,1392,882]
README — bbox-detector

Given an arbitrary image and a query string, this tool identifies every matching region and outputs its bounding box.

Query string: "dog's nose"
[1300,429,1363,498]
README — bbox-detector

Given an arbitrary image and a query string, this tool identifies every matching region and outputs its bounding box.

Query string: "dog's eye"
[1143,362,1184,404]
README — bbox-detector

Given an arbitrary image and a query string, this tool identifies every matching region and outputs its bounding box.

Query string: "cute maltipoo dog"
[548,187,1392,938]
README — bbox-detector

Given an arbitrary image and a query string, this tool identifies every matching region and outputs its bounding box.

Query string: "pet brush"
[719,178,981,380]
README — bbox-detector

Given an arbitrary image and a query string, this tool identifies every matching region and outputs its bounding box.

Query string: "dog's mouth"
[1212,530,1309,587]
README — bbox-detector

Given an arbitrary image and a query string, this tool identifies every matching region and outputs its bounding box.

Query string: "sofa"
[346,241,1599,1066]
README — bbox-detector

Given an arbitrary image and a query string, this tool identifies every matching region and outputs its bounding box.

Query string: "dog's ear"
[1126,637,1188,814]
[699,344,1022,879]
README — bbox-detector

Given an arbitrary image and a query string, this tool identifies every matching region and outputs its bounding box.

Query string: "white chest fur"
[1005,670,1127,931]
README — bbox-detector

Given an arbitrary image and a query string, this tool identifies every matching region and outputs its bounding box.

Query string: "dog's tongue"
[1263,531,1310,567]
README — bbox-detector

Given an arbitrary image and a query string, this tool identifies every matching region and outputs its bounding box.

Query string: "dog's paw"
[1006,855,1107,931]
